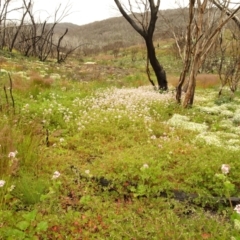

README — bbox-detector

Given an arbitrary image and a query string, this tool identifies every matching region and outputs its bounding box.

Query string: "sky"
[9,0,188,26]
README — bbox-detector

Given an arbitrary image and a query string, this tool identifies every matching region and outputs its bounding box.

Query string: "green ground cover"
[0,50,240,239]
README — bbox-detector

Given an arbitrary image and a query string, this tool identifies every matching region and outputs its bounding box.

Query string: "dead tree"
[55,28,82,63]
[0,0,11,49]
[114,0,168,90]
[18,1,72,61]
[176,0,240,107]
[212,0,240,30]
[0,0,23,49]
[8,1,30,52]
[218,27,240,97]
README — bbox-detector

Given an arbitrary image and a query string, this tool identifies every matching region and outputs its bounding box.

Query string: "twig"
[3,85,9,107]
[8,73,15,114]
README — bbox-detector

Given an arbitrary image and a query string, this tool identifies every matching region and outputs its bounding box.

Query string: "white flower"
[85,170,90,175]
[234,219,240,230]
[150,135,157,140]
[8,185,15,192]
[8,151,18,158]
[0,180,6,187]
[221,164,230,174]
[234,204,240,214]
[52,171,61,180]
[59,138,64,143]
[142,164,149,169]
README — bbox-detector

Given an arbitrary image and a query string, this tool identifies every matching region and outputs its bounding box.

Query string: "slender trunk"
[176,0,195,103]
[145,38,168,90]
[183,55,200,107]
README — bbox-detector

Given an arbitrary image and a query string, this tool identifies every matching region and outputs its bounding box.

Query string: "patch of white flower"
[50,73,61,80]
[220,110,234,117]
[167,114,208,132]
[234,219,240,231]
[219,119,234,128]
[196,132,222,146]
[219,119,240,135]
[215,131,239,139]
[199,106,220,115]
[196,131,240,151]
[232,110,240,124]
[72,86,174,133]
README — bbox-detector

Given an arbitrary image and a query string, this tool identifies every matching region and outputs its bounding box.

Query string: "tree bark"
[212,0,240,30]
[145,38,167,90]
[114,0,168,90]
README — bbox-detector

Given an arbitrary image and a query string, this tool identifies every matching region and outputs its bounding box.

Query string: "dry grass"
[29,72,54,88]
[196,74,220,88]
[12,74,29,91]
[167,74,220,89]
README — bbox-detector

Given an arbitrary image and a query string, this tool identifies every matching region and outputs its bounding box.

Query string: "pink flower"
[234,204,240,214]
[221,164,230,174]
[52,171,61,179]
[8,151,18,158]
[0,180,6,187]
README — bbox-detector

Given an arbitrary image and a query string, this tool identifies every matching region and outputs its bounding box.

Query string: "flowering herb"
[0,180,6,187]
[142,164,149,169]
[8,150,18,158]
[234,204,240,214]
[221,164,230,174]
[52,171,61,180]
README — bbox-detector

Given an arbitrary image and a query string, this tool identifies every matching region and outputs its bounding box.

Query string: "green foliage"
[12,175,49,206]
[0,48,240,239]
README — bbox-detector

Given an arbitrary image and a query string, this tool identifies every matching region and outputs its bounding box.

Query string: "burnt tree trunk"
[114,0,168,91]
[145,38,167,90]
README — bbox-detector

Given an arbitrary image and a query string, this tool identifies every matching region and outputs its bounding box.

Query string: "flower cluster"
[221,164,230,174]
[142,164,149,169]
[52,171,61,180]
[167,114,208,132]
[0,180,6,187]
[8,150,18,158]
[72,86,174,135]
[234,204,240,214]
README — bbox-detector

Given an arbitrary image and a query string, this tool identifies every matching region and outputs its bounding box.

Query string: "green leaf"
[22,209,37,222]
[80,195,91,205]
[6,228,26,239]
[36,221,48,232]
[16,221,30,231]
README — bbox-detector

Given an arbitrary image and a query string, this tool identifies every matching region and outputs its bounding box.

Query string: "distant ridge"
[53,8,239,51]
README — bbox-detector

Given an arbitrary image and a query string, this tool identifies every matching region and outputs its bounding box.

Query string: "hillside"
[54,8,189,50]
[53,7,240,53]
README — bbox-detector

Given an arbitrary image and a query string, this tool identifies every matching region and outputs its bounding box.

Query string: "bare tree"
[160,7,189,62]
[55,29,83,63]
[176,0,240,108]
[8,1,30,52]
[0,0,11,49]
[0,0,23,49]
[212,0,240,29]
[218,26,240,97]
[114,0,168,90]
